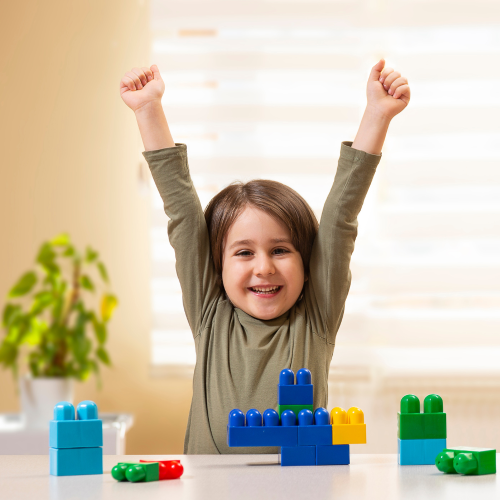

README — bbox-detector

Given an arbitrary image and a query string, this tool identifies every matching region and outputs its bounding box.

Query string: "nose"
[254,253,275,277]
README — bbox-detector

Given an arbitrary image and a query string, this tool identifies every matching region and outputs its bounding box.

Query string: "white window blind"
[149,1,500,381]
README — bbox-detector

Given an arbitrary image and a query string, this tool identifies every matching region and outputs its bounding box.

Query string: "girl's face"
[222,205,307,320]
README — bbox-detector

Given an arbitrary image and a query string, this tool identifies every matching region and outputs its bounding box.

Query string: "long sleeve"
[303,141,381,344]
[142,143,221,338]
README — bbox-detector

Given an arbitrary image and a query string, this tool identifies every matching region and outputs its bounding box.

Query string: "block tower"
[397,393,446,465]
[227,368,366,466]
[49,400,103,476]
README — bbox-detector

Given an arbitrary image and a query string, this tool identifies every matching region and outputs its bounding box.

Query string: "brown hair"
[204,179,319,293]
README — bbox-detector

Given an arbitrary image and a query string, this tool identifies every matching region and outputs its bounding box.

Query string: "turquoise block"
[49,419,103,449]
[424,438,447,463]
[50,447,103,476]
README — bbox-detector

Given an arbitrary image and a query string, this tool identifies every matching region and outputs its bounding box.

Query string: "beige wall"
[0,0,192,454]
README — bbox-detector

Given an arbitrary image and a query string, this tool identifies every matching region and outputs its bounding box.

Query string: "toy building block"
[50,446,103,476]
[140,460,184,480]
[398,438,447,465]
[278,404,314,418]
[424,438,447,464]
[227,409,298,447]
[112,462,160,482]
[316,445,350,466]
[298,408,332,446]
[278,368,313,406]
[281,446,316,466]
[398,394,446,440]
[49,401,103,449]
[330,407,366,445]
[436,447,496,475]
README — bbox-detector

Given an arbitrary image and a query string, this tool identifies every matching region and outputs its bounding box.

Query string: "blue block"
[316,445,350,465]
[281,446,316,466]
[398,438,426,465]
[298,425,332,446]
[49,419,103,449]
[227,425,298,447]
[278,384,313,405]
[49,447,103,476]
[424,438,447,463]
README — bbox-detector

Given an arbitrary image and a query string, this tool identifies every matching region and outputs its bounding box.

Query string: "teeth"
[251,286,280,292]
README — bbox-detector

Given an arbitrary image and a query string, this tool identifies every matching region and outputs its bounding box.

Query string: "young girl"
[120,60,410,454]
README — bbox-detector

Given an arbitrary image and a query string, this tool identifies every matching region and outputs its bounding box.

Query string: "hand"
[120,64,165,112]
[366,59,410,120]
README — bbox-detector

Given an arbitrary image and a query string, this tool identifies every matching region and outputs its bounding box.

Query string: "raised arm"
[304,59,411,343]
[120,65,220,337]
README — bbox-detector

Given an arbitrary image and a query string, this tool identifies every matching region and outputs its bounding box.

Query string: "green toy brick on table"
[398,393,446,440]
[436,447,496,476]
[111,462,160,482]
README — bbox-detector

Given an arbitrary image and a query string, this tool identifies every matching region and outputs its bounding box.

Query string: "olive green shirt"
[143,141,381,454]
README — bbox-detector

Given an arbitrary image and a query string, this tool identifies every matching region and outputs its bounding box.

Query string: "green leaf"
[96,347,111,366]
[80,275,95,292]
[91,316,107,344]
[100,294,118,322]
[62,246,75,257]
[36,243,60,274]
[0,341,18,366]
[30,291,54,315]
[22,318,47,346]
[2,303,23,327]
[50,233,71,246]
[8,271,37,298]
[85,246,99,263]
[96,262,109,284]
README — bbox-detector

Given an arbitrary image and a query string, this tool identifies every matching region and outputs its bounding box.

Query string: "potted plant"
[0,233,118,428]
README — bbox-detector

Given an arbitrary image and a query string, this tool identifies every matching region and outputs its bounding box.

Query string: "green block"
[423,413,446,439]
[436,448,496,476]
[112,462,159,482]
[397,413,424,440]
[278,404,314,418]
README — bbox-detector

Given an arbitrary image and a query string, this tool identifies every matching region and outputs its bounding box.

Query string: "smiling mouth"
[248,286,283,295]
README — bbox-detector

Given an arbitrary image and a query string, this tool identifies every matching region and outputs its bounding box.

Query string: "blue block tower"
[49,400,103,476]
[227,368,362,466]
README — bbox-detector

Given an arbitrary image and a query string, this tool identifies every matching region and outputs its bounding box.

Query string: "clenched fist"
[366,59,410,120]
[120,64,165,112]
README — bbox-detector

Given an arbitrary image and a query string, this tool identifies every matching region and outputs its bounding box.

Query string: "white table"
[0,413,134,455]
[0,454,498,499]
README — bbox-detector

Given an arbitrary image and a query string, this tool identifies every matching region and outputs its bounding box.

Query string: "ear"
[304,275,309,282]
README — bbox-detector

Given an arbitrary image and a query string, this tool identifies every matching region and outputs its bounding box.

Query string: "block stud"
[279,369,294,385]
[77,400,98,420]
[296,368,311,385]
[347,407,364,424]
[424,394,443,414]
[228,409,245,426]
[314,407,329,426]
[125,464,146,482]
[263,409,279,426]
[111,464,128,481]
[330,407,347,425]
[281,410,296,426]
[298,409,313,426]
[53,402,75,421]
[435,451,457,473]
[400,394,420,414]
[246,409,262,426]
[453,453,478,475]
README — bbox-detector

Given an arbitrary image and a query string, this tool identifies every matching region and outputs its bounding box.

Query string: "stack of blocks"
[227,368,366,466]
[397,394,447,465]
[49,400,103,476]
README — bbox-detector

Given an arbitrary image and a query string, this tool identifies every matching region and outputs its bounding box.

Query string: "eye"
[236,250,252,256]
[273,248,289,255]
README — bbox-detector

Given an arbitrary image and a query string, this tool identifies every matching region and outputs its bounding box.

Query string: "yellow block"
[332,423,367,444]
[330,406,366,444]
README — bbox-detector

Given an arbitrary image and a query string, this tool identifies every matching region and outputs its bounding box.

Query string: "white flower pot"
[19,376,74,429]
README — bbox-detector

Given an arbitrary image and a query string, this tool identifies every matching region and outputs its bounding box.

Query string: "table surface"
[0,454,498,500]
